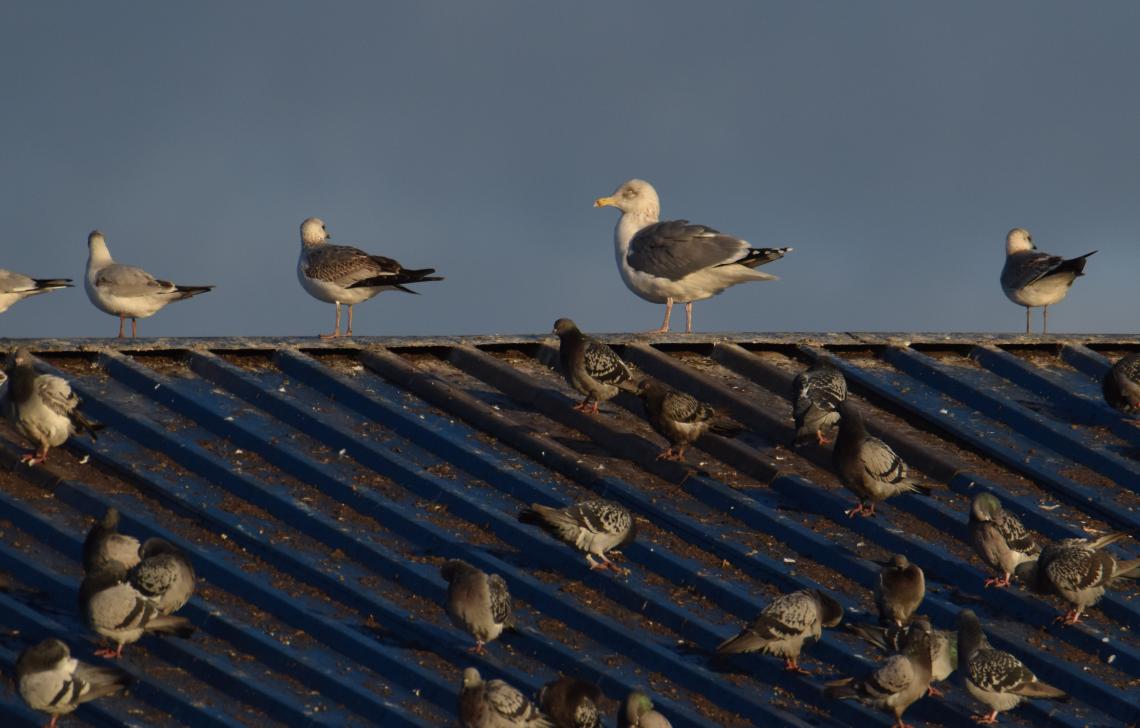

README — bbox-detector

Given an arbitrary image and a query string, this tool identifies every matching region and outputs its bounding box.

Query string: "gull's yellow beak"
[594,196,616,208]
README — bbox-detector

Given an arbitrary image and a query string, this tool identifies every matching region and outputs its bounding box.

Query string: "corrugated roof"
[1,333,1138,727]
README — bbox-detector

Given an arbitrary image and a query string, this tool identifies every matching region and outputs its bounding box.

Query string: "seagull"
[715,588,844,674]
[594,179,791,333]
[1103,352,1140,418]
[440,560,513,655]
[2,348,102,465]
[129,538,195,615]
[846,619,956,697]
[79,561,195,658]
[518,499,636,575]
[297,217,442,339]
[552,318,634,414]
[635,379,743,461]
[1000,228,1095,334]
[791,362,847,447]
[458,667,554,728]
[825,625,933,728]
[1015,531,1140,625]
[875,554,925,627]
[535,676,603,728]
[618,690,672,728]
[15,638,130,728]
[968,493,1037,589]
[83,507,141,574]
[957,609,1067,724]
[833,400,930,517]
[85,231,214,338]
[0,270,71,314]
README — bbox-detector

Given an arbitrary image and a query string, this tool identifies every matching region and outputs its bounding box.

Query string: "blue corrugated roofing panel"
[0,334,1138,727]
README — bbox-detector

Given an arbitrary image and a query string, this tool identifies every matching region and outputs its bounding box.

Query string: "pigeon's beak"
[594,196,616,208]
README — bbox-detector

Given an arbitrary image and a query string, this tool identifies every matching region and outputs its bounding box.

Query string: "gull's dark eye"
[623,188,635,198]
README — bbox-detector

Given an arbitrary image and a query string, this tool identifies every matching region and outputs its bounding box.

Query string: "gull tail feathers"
[173,285,214,300]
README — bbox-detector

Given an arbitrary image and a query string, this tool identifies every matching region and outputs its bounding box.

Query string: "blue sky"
[3,2,1138,337]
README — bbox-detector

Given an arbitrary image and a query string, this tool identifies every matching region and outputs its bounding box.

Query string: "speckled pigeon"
[128,538,195,615]
[518,499,636,575]
[16,638,130,728]
[536,675,603,728]
[635,379,743,461]
[791,362,847,446]
[969,493,1036,588]
[833,400,929,517]
[715,588,844,673]
[1014,531,1140,624]
[1103,352,1140,417]
[553,318,634,414]
[459,667,554,728]
[441,560,513,655]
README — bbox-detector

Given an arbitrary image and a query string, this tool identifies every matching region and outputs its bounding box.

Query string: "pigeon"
[129,538,195,615]
[2,348,102,465]
[83,507,141,574]
[15,638,130,728]
[552,318,634,414]
[715,588,844,673]
[635,379,743,461]
[594,178,791,334]
[957,609,1067,724]
[875,554,925,627]
[1014,532,1140,624]
[791,362,847,447]
[617,690,672,728]
[824,624,933,728]
[536,676,603,728]
[518,499,635,575]
[1103,352,1140,417]
[458,667,554,728]
[297,217,442,339]
[79,561,195,658]
[847,619,957,697]
[1000,227,1095,334]
[968,493,1037,588]
[833,400,929,517]
[440,560,513,655]
[0,270,71,314]
[85,230,214,338]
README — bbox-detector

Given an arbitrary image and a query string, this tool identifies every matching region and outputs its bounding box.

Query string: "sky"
[3,2,1139,339]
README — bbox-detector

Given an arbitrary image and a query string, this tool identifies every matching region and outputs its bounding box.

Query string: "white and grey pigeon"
[875,554,925,628]
[518,499,636,575]
[552,318,634,414]
[297,217,442,339]
[440,560,513,655]
[594,179,791,334]
[825,625,934,728]
[458,667,554,728]
[635,379,743,461]
[847,618,957,697]
[79,561,195,658]
[1000,227,1095,334]
[536,676,603,728]
[833,400,930,517]
[968,493,1037,589]
[1103,352,1140,417]
[83,507,141,574]
[0,269,71,314]
[617,690,672,728]
[957,609,1067,724]
[1014,531,1140,625]
[791,362,847,447]
[128,538,195,615]
[715,588,844,673]
[15,638,130,728]
[2,348,102,465]
[85,231,214,338]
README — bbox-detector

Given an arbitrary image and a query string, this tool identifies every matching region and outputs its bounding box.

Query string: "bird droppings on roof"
[0,333,1139,727]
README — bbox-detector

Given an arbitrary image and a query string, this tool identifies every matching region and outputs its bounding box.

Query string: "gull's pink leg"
[131,318,137,338]
[647,298,673,334]
[117,315,125,338]
[321,303,342,339]
[685,301,693,333]
[345,305,354,337]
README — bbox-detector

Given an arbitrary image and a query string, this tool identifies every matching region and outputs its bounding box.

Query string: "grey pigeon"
[536,676,603,728]
[518,499,636,575]
[129,538,195,615]
[2,348,102,465]
[79,561,195,658]
[83,507,141,574]
[1014,531,1140,625]
[15,638,130,728]
[458,667,554,728]
[635,379,743,461]
[440,559,513,655]
[1103,352,1140,417]
[715,588,844,673]
[618,690,672,728]
[875,555,925,627]
[791,362,847,447]
[969,493,1036,588]
[847,619,957,697]
[552,318,634,414]
[0,270,71,314]
[833,400,930,517]
[824,624,933,728]
[957,609,1067,723]
[1000,227,1095,334]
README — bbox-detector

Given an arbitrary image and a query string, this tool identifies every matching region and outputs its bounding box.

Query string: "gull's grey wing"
[304,245,402,287]
[627,220,751,280]
[1001,251,1069,290]
[583,340,632,386]
[94,263,171,298]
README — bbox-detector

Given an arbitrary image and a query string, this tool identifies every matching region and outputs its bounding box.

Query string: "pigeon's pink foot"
[983,575,1010,589]
[467,642,487,655]
[844,503,866,517]
[783,658,811,675]
[93,645,122,659]
[927,685,944,698]
[971,711,999,724]
[1056,610,1082,626]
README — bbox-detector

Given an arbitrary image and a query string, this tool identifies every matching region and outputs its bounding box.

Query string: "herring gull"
[0,270,71,314]
[1000,227,1095,334]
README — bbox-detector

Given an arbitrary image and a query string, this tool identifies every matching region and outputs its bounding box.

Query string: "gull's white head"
[87,230,111,261]
[1006,227,1034,255]
[594,178,660,219]
[88,230,106,249]
[300,217,330,246]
